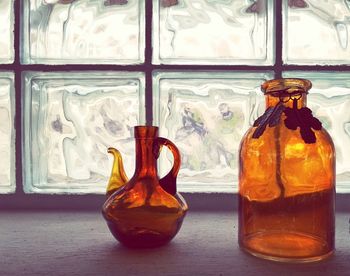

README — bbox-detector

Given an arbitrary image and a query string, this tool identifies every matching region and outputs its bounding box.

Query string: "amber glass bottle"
[102,126,188,248]
[238,79,335,262]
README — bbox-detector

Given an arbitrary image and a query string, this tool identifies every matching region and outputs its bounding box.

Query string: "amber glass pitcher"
[238,79,335,262]
[102,126,188,248]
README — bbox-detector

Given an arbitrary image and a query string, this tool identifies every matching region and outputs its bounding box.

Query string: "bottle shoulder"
[240,124,334,151]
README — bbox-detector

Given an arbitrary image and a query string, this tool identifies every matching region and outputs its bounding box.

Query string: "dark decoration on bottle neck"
[252,96,322,144]
[284,98,322,144]
[252,101,285,139]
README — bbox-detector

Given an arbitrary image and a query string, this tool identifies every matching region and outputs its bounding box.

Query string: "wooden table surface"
[1,211,350,276]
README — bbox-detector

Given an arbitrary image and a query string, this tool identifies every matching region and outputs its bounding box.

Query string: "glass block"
[23,72,145,194]
[284,0,350,65]
[0,72,15,193]
[22,0,144,64]
[0,1,14,63]
[153,71,273,192]
[153,0,274,65]
[283,72,350,192]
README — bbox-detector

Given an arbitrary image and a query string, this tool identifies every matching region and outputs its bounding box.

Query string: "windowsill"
[1,193,350,212]
[1,210,349,275]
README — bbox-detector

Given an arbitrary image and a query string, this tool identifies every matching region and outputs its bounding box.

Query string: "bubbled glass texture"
[283,72,350,191]
[23,72,145,194]
[0,1,14,63]
[154,0,274,65]
[153,72,273,192]
[22,0,144,64]
[0,73,15,193]
[284,0,350,64]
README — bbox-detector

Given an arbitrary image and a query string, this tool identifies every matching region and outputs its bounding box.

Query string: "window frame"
[0,0,350,208]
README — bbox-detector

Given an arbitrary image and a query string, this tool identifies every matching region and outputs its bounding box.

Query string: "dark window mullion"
[145,0,153,125]
[4,63,278,72]
[14,0,24,195]
[274,0,283,78]
[17,64,149,72]
[153,65,275,71]
[280,65,350,71]
[15,64,278,71]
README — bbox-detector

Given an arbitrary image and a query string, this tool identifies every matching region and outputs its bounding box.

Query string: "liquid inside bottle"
[106,202,186,248]
[239,189,334,262]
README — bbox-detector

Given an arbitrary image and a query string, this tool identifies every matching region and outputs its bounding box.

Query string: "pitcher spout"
[106,147,128,197]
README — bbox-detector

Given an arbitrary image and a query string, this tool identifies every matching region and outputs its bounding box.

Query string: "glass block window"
[0,1,14,63]
[0,72,15,193]
[283,72,350,192]
[153,72,273,192]
[153,0,274,65]
[0,0,349,198]
[22,0,145,64]
[283,0,350,65]
[23,72,145,193]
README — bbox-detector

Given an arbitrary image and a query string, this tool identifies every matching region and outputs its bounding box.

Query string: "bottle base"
[240,231,334,263]
[107,221,174,248]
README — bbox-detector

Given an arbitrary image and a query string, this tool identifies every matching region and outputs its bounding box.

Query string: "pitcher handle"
[156,137,181,195]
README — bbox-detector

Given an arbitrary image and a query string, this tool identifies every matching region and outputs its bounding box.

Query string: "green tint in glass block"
[0,1,14,63]
[23,71,145,194]
[0,72,15,193]
[153,0,274,65]
[153,71,273,192]
[284,0,350,65]
[283,71,350,192]
[22,0,144,64]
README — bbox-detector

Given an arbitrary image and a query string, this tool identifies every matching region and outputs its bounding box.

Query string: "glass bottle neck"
[134,138,158,176]
[265,93,307,109]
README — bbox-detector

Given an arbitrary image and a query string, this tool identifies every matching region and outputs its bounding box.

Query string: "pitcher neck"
[134,138,158,176]
[133,126,159,177]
